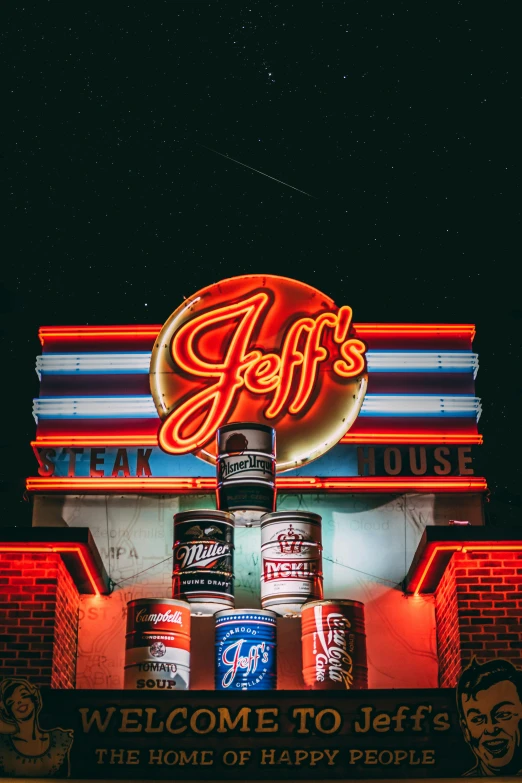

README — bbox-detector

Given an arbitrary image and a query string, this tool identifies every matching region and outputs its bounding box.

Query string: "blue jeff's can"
[214,609,277,691]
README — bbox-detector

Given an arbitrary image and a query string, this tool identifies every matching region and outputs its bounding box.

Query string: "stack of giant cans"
[125,421,367,692]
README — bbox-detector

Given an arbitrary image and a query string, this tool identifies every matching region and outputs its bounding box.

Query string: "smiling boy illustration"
[457,658,522,777]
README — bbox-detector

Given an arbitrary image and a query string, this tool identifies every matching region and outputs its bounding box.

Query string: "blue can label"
[215,612,277,691]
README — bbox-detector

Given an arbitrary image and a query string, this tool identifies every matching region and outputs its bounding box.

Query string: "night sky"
[2,2,519,526]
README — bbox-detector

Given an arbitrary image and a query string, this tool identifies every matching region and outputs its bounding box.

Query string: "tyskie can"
[261,511,323,616]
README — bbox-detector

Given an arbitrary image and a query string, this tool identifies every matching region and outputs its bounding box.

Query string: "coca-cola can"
[260,511,323,617]
[124,598,191,690]
[216,423,276,525]
[173,509,235,616]
[301,599,368,690]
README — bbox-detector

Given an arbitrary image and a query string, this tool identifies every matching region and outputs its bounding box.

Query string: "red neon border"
[31,432,483,448]
[410,544,522,595]
[26,476,488,494]
[38,323,476,345]
[0,544,101,596]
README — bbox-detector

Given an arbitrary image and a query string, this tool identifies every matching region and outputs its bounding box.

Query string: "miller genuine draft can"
[216,422,276,523]
[172,509,235,616]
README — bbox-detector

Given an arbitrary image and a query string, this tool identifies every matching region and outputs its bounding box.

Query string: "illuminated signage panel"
[149,275,367,471]
[28,275,485,493]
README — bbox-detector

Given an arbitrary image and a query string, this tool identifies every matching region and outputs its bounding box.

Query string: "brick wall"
[436,550,522,687]
[0,553,79,687]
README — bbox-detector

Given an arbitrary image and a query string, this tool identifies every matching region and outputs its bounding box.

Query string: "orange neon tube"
[39,322,476,345]
[340,432,483,445]
[0,545,100,596]
[412,545,461,595]
[412,544,522,595]
[25,476,488,493]
[32,432,483,448]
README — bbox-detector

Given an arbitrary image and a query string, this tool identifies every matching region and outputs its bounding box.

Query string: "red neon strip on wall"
[26,476,488,494]
[31,431,483,448]
[39,323,476,346]
[0,545,101,596]
[353,324,476,339]
[340,432,482,445]
[39,326,163,345]
[413,544,522,595]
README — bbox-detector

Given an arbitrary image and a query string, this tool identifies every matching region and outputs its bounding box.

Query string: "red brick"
[0,554,79,687]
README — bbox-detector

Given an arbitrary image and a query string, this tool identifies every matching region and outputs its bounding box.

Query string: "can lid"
[214,608,278,619]
[301,599,365,610]
[217,451,276,459]
[217,422,275,434]
[173,509,235,523]
[260,511,322,524]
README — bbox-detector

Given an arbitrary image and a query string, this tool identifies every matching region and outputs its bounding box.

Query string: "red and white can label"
[301,601,368,690]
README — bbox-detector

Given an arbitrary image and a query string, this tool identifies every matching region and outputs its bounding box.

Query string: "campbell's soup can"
[216,423,276,524]
[301,599,368,690]
[173,510,235,616]
[214,609,277,691]
[124,598,191,690]
[260,511,323,616]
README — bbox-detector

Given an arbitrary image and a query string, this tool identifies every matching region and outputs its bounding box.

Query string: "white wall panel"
[32,491,483,690]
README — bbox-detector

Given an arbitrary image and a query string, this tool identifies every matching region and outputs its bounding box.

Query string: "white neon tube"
[35,351,479,378]
[32,394,482,422]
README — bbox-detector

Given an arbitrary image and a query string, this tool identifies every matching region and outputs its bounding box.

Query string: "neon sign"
[150,275,368,471]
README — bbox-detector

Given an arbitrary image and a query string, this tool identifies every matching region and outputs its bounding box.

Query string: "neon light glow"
[32,394,482,420]
[26,476,487,494]
[0,545,101,596]
[36,277,478,471]
[38,323,476,344]
[155,294,366,454]
[412,544,522,595]
[31,428,483,448]
[39,326,162,345]
[353,324,476,339]
[339,432,482,444]
[35,350,479,376]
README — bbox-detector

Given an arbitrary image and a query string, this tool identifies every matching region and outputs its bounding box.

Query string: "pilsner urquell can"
[124,598,191,690]
[301,599,368,690]
[172,509,235,616]
[216,422,276,525]
[214,609,277,691]
[260,511,323,616]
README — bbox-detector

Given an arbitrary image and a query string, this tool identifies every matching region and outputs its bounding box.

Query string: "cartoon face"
[5,685,35,721]
[461,680,522,772]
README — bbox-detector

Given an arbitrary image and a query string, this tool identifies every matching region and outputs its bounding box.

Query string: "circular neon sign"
[150,275,367,472]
